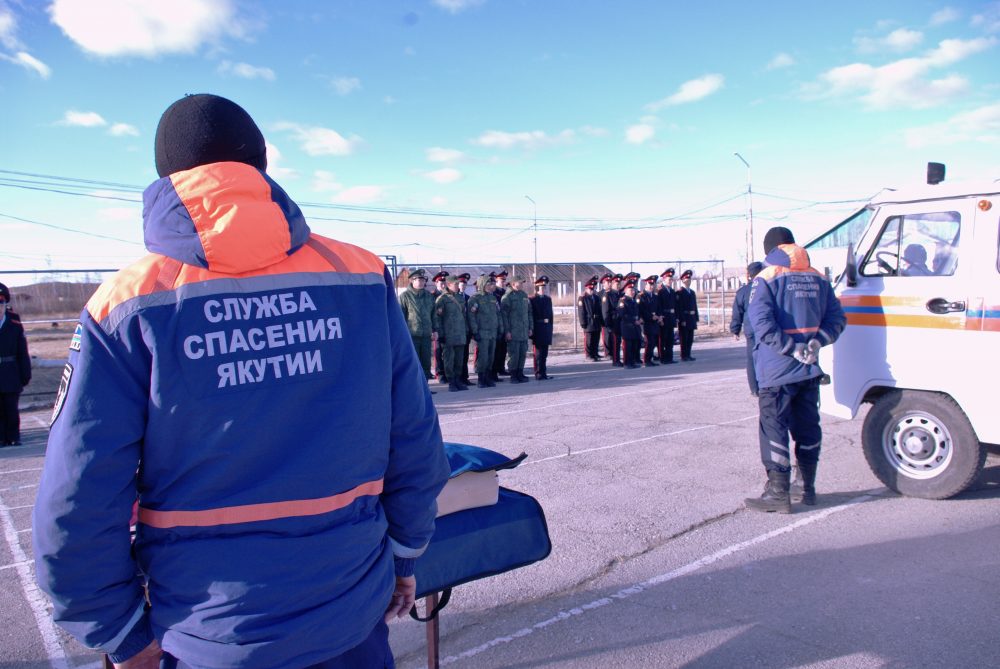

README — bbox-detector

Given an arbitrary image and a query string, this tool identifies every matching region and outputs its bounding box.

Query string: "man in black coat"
[456,272,473,385]
[638,276,661,367]
[730,262,764,395]
[431,271,450,383]
[491,270,509,381]
[0,284,31,446]
[676,269,699,361]
[602,274,623,367]
[529,276,554,380]
[616,279,642,369]
[577,276,602,361]
[656,268,677,364]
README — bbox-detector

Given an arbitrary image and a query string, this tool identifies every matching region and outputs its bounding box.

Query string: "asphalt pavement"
[2,339,998,668]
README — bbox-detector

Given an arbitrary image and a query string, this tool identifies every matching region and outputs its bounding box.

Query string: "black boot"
[793,462,817,506]
[477,379,489,388]
[448,381,461,392]
[745,470,791,514]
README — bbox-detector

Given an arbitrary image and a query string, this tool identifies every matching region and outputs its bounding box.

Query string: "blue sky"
[1,0,999,273]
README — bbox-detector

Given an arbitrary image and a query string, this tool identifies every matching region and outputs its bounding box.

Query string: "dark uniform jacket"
[656,286,677,328]
[0,314,31,392]
[676,286,698,330]
[399,287,435,337]
[500,288,532,340]
[730,283,753,338]
[577,292,603,332]
[601,289,620,332]
[433,290,468,344]
[616,295,641,339]
[638,291,661,336]
[467,277,502,340]
[529,293,554,346]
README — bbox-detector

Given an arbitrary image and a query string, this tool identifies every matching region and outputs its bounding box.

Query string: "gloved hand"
[803,338,821,365]
[791,342,809,363]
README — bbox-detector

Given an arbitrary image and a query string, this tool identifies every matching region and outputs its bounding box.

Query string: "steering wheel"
[875,250,898,275]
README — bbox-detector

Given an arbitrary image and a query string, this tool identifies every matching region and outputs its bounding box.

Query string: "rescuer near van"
[745,227,846,513]
[32,94,449,669]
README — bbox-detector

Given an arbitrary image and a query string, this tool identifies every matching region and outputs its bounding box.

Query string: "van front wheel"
[862,390,985,499]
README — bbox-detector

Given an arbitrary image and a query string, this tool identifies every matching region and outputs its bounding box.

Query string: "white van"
[815,169,999,499]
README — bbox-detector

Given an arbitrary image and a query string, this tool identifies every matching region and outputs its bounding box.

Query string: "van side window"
[861,211,960,277]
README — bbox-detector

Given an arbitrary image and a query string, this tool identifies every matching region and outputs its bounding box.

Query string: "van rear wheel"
[862,390,985,499]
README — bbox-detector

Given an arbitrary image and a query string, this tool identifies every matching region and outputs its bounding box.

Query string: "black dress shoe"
[612,362,624,368]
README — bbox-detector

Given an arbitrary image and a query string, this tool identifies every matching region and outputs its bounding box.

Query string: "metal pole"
[734,153,754,263]
[525,195,537,282]
[720,260,727,336]
[425,593,440,669]
[572,263,578,351]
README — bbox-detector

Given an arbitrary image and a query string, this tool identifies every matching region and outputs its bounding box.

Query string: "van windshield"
[861,211,960,277]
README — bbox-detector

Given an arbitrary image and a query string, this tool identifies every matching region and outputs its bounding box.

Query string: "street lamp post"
[525,195,537,281]
[734,152,754,263]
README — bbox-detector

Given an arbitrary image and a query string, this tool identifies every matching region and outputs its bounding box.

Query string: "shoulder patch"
[69,322,83,352]
[50,363,74,426]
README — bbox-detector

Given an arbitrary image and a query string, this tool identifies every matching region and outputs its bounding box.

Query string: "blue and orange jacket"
[32,162,450,668]
[748,243,846,389]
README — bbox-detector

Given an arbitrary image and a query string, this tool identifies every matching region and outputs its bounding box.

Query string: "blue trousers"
[160,620,394,669]
[757,377,822,473]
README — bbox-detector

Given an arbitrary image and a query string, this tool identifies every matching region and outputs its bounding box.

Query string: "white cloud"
[49,0,244,58]
[903,102,1000,147]
[766,53,795,70]
[971,5,1000,33]
[0,51,51,78]
[330,76,361,96]
[426,147,465,163]
[432,0,484,13]
[625,123,655,145]
[0,4,20,49]
[59,110,107,127]
[815,37,997,109]
[930,7,960,26]
[108,122,138,137]
[471,128,575,150]
[265,142,297,180]
[403,46,416,56]
[579,125,609,137]
[217,60,275,81]
[424,167,462,184]
[311,170,342,192]
[431,196,448,206]
[331,185,383,204]
[273,122,361,156]
[645,74,724,111]
[856,28,924,53]
[384,95,397,104]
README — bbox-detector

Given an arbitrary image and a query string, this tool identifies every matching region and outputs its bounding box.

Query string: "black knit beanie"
[763,226,795,254]
[154,94,267,177]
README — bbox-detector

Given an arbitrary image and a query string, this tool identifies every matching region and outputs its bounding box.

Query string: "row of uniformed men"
[577,268,700,368]
[398,269,554,392]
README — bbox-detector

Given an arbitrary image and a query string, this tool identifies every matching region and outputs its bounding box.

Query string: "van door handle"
[926,298,966,314]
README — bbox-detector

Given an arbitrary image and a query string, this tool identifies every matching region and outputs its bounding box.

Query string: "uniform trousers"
[442,344,466,384]
[410,335,432,380]
[493,339,508,376]
[758,377,822,473]
[159,620,394,668]
[474,338,495,378]
[506,339,528,376]
[744,335,758,395]
[622,337,640,367]
[603,328,621,364]
[532,344,549,378]
[642,326,659,364]
[461,337,472,382]
[0,392,20,443]
[583,330,601,360]
[679,325,695,360]
[658,325,675,363]
[433,338,446,380]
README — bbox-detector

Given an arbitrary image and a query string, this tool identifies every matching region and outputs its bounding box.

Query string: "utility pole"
[525,195,537,281]
[734,153,754,263]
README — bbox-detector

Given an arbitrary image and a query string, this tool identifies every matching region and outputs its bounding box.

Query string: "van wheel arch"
[861,389,985,499]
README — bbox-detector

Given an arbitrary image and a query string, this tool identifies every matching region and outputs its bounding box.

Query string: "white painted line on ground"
[440,373,739,426]
[441,493,874,666]
[0,467,43,475]
[0,490,69,668]
[1,504,35,511]
[0,558,34,571]
[526,414,758,465]
[0,484,39,493]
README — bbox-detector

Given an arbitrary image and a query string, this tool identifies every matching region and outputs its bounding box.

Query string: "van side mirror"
[845,242,858,287]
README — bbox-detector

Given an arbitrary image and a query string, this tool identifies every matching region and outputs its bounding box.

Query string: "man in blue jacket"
[33,94,449,669]
[729,262,764,396]
[745,227,845,513]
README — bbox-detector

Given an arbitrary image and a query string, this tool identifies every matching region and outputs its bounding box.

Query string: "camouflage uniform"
[398,274,435,379]
[467,275,503,387]
[501,281,532,382]
[433,280,469,390]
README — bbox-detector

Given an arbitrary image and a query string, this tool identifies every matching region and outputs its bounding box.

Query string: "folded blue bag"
[410,444,551,620]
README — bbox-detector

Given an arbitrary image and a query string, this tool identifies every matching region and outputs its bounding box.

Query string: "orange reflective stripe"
[87,255,178,323]
[305,236,385,274]
[783,326,820,334]
[138,478,384,529]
